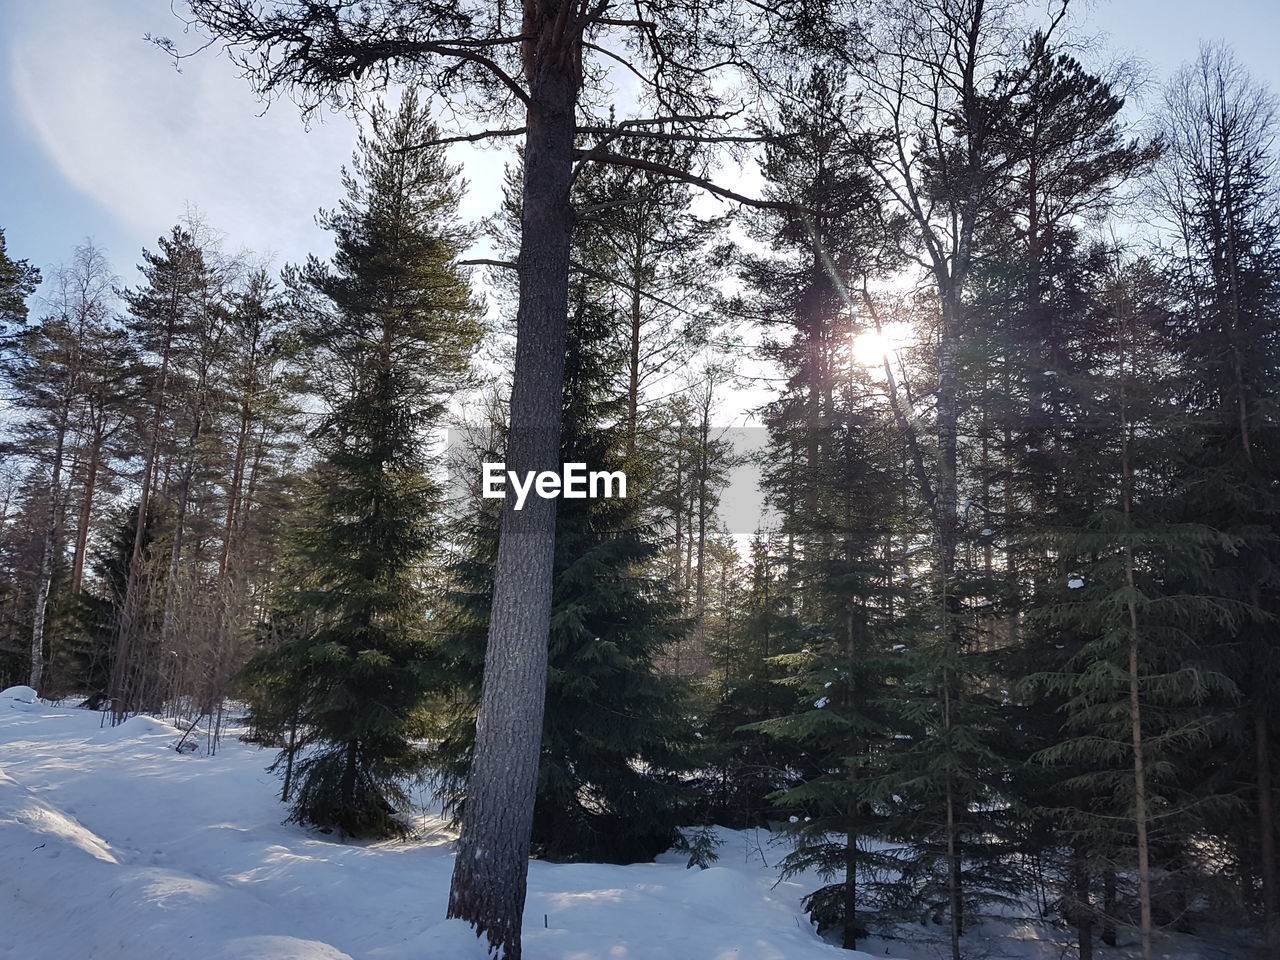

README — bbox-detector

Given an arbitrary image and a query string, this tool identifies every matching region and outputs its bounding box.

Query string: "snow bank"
[1,684,37,710]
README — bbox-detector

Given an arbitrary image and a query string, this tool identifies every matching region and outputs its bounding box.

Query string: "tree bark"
[1073,846,1093,960]
[70,439,102,595]
[111,293,178,720]
[447,26,579,956]
[625,250,643,462]
[1102,867,1118,947]
[29,408,71,693]
[1120,349,1153,960]
[1258,710,1278,955]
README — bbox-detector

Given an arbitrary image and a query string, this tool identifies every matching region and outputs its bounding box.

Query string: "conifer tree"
[728,66,917,947]
[1157,45,1280,944]
[1031,256,1244,960]
[440,244,691,864]
[244,90,481,837]
[111,223,225,716]
[0,227,40,346]
[4,243,120,693]
[752,385,912,949]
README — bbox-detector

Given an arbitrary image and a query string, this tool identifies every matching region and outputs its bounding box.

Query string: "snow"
[0,700,893,960]
[1,685,37,709]
[0,700,1247,960]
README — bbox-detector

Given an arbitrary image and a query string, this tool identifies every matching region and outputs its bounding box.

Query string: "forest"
[1,0,1278,958]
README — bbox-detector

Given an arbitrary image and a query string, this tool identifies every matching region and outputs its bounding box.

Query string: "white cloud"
[8,0,364,265]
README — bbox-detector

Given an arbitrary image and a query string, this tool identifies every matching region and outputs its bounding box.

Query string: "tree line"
[2,0,1279,957]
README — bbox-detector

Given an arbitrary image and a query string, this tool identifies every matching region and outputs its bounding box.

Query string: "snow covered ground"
[0,687,1248,960]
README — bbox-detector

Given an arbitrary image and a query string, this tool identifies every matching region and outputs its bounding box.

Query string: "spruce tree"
[439,249,690,864]
[697,533,807,828]
[728,68,919,947]
[1157,45,1280,943]
[1031,255,1244,959]
[244,90,481,838]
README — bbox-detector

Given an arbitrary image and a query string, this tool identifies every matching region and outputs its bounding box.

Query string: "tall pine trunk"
[447,33,579,958]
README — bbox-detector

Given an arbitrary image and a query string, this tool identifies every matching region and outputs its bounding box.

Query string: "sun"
[851,322,912,369]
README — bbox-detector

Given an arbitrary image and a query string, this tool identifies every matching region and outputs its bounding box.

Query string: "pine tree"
[0,227,40,346]
[728,67,917,947]
[751,387,913,949]
[244,90,481,837]
[111,223,226,716]
[3,242,120,693]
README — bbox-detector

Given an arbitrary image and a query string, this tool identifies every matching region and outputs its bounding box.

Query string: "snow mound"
[1,685,37,710]
[0,769,119,865]
[122,714,180,734]
[211,936,357,960]
[90,714,182,739]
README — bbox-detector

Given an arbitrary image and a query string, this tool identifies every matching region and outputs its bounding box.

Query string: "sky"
[1,0,1276,533]
[2,0,1278,287]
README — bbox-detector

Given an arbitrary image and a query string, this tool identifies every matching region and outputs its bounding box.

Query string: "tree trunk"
[1102,868,1118,947]
[842,822,858,950]
[29,414,70,693]
[842,608,858,951]
[161,432,201,645]
[1121,368,1153,960]
[281,708,299,803]
[447,41,579,959]
[111,308,176,720]
[220,401,252,579]
[695,385,711,618]
[70,439,102,595]
[1259,710,1278,955]
[1073,846,1094,960]
[943,674,963,960]
[1128,603,1153,960]
[625,252,643,462]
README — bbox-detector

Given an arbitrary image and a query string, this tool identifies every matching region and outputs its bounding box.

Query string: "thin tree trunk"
[447,43,579,959]
[843,820,858,950]
[1120,352,1153,960]
[220,401,252,579]
[625,252,643,462]
[29,413,70,693]
[70,439,103,595]
[1073,846,1094,960]
[280,707,299,802]
[1128,594,1152,960]
[943,673,962,960]
[842,608,859,951]
[1102,867,1118,947]
[695,385,710,618]
[1258,710,1278,954]
[111,305,177,719]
